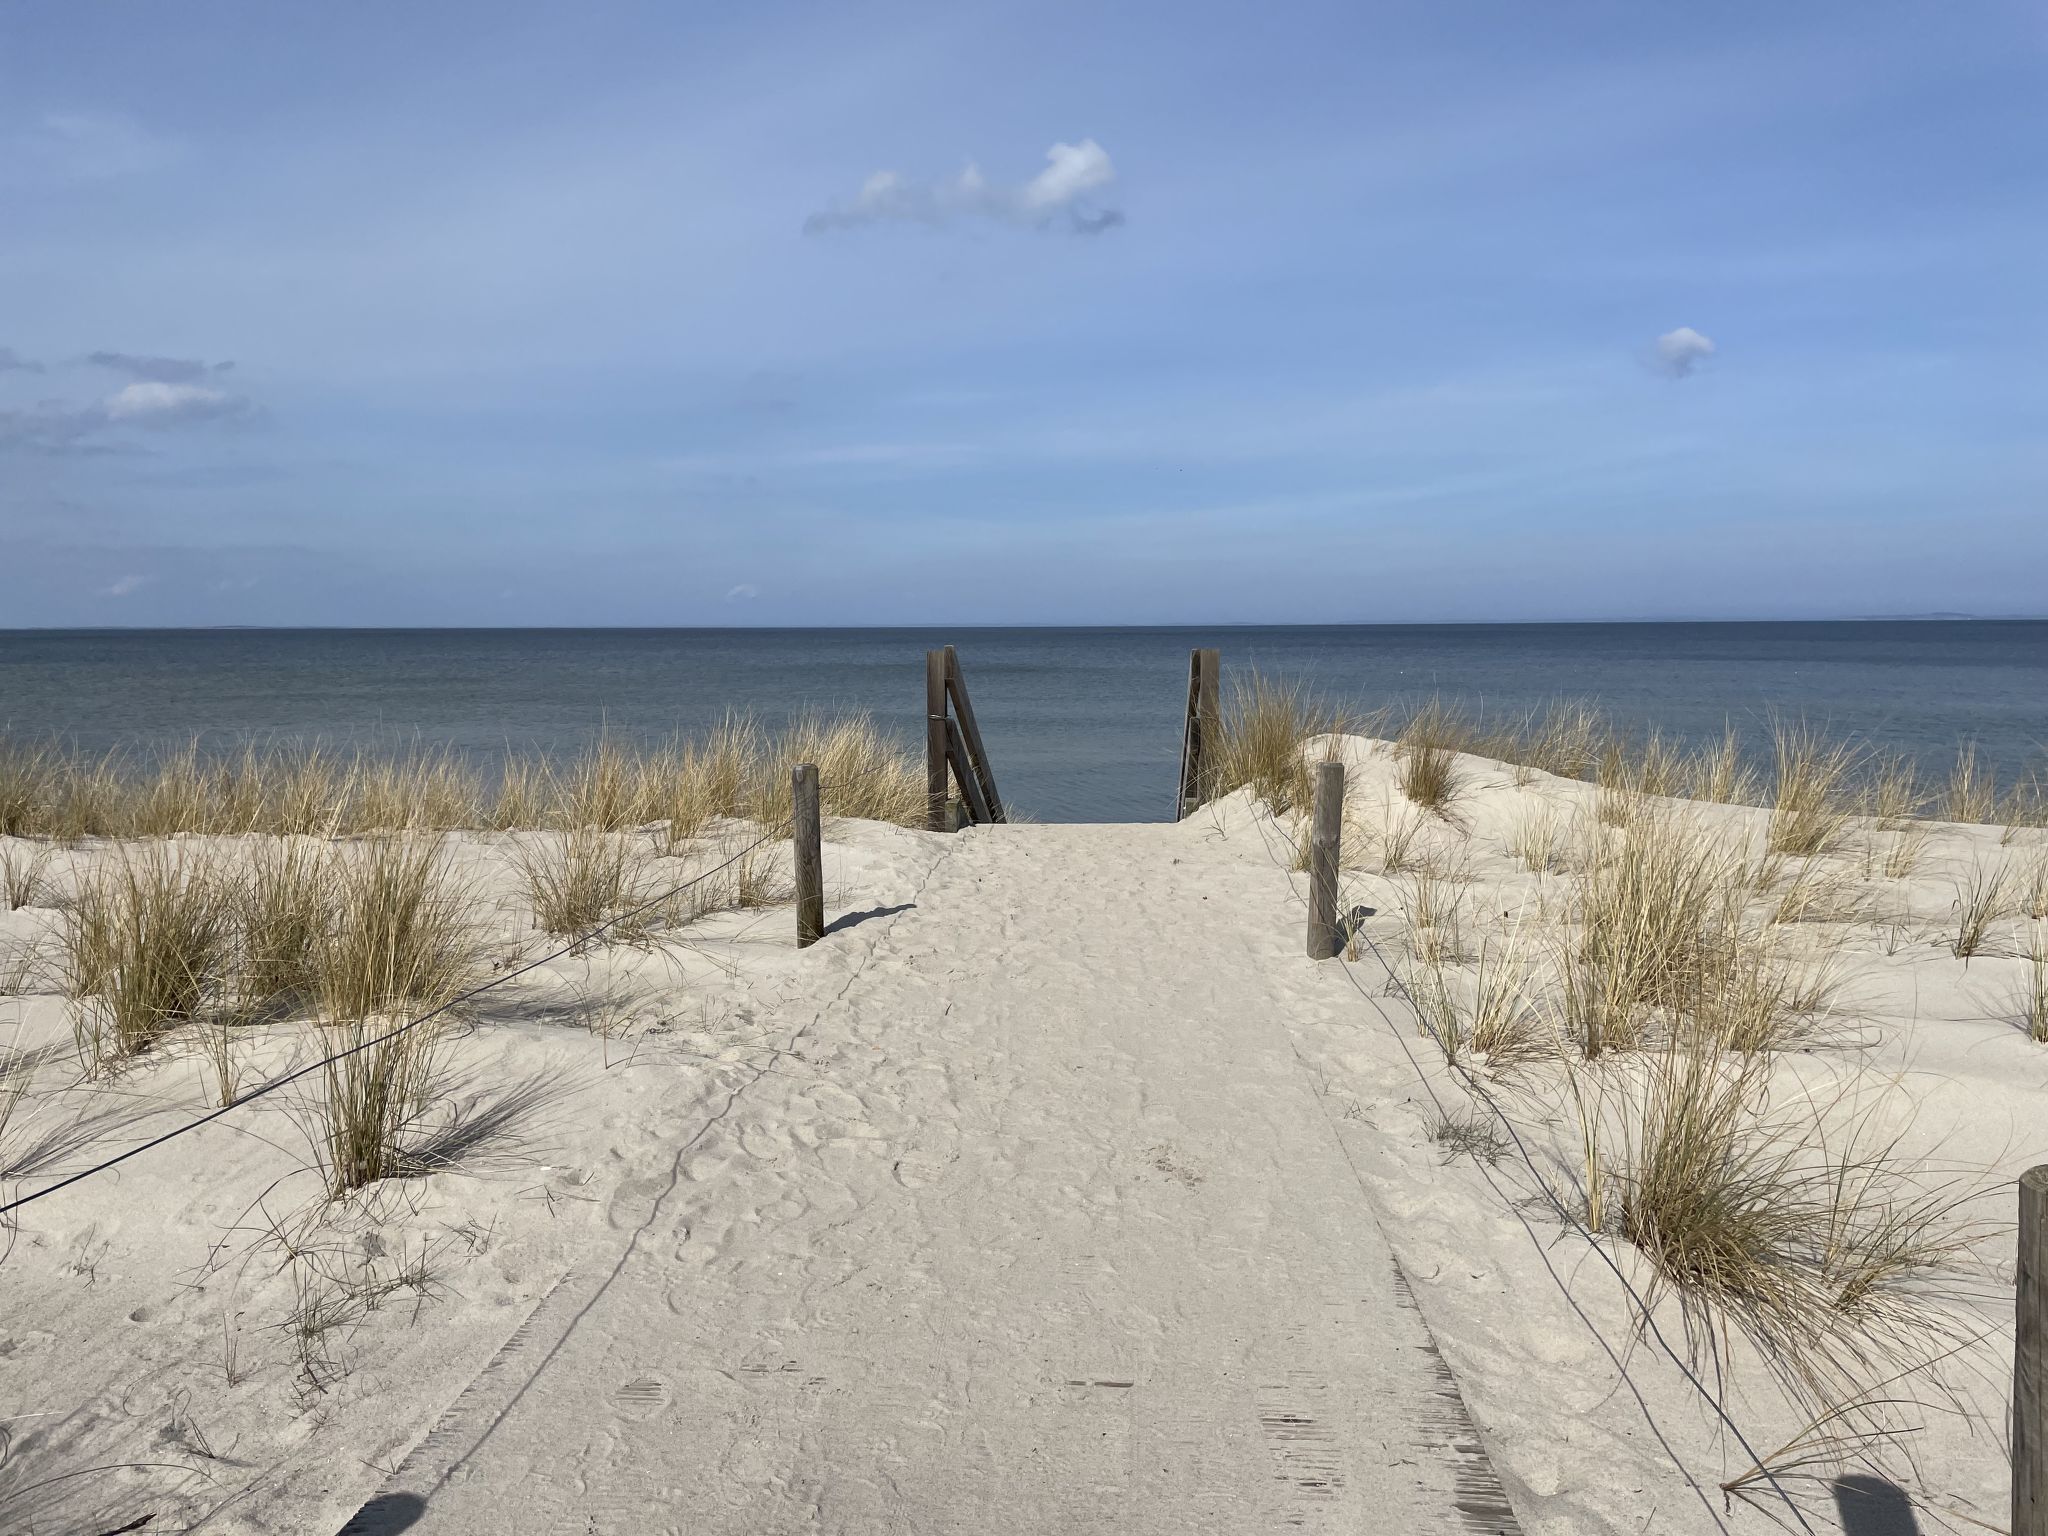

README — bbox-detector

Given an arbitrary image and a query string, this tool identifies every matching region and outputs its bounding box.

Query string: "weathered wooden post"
[925,649,949,832]
[1306,760,1344,960]
[1177,647,1223,819]
[793,763,823,948]
[943,645,1004,822]
[2018,1165,2048,1533]
[1197,647,1220,801]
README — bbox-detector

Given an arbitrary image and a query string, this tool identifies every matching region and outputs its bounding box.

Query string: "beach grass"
[63,843,237,1069]
[0,715,923,841]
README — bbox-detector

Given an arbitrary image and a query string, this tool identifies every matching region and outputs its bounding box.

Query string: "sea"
[1,624,2043,823]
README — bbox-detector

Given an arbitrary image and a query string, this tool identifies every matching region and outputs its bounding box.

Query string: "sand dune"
[3,743,2042,1531]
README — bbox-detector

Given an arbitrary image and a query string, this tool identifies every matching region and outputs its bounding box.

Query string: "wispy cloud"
[87,351,234,384]
[1651,326,1717,378]
[103,380,249,426]
[805,139,1122,235]
[1,349,252,450]
[3,112,180,185]
[724,582,761,601]
[0,347,42,375]
[102,573,155,597]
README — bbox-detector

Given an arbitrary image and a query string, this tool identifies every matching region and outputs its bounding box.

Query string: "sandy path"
[339,822,1515,1535]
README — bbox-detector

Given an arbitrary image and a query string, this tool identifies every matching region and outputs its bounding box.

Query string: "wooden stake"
[1306,760,1344,960]
[1196,647,1221,805]
[925,649,948,833]
[792,763,823,948]
[2019,1165,2048,1534]
[945,717,993,825]
[943,645,1004,822]
[1177,647,1223,820]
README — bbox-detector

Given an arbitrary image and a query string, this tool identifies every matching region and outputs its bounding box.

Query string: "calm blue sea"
[1,625,2043,822]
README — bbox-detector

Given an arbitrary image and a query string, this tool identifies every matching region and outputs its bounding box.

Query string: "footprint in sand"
[613,1375,670,1419]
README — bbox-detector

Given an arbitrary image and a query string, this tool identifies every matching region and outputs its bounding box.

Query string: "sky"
[2,0,2044,626]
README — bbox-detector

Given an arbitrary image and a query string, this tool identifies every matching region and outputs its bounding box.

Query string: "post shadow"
[822,902,915,937]
[336,1492,427,1535]
[1831,1475,1920,1536]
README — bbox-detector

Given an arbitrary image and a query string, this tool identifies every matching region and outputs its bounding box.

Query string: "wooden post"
[945,718,994,825]
[1177,648,1223,819]
[2018,1165,2048,1534]
[925,649,949,833]
[792,763,823,948]
[1196,647,1221,804]
[1306,760,1344,960]
[943,645,1004,822]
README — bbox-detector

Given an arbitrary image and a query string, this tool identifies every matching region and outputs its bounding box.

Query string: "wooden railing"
[926,645,1005,832]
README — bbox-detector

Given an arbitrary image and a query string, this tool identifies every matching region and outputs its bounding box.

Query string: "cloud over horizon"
[0,346,251,449]
[805,139,1122,235]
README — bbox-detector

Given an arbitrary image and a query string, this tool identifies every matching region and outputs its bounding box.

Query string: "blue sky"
[3,1,2043,625]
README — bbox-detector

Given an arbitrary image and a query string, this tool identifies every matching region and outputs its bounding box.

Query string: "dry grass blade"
[551,734,641,831]
[1944,743,1997,824]
[1612,1044,1982,1406]
[1683,727,1762,807]
[516,827,666,939]
[1211,672,1341,815]
[130,741,213,836]
[0,1022,37,1182]
[343,748,483,833]
[0,739,58,835]
[1879,822,1930,881]
[62,843,235,1069]
[2023,850,2048,921]
[1949,858,2013,959]
[236,836,331,1013]
[1395,698,1468,819]
[2017,929,2048,1043]
[312,837,480,1197]
[1507,803,1570,874]
[1560,809,1733,1057]
[1,842,55,910]
[1374,799,1428,875]
[1768,721,1858,857]
[753,712,923,832]
[1860,751,1925,826]
[315,836,479,1022]
[1467,933,1546,1069]
[1771,858,1872,926]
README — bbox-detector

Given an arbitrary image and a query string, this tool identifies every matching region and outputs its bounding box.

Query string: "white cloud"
[103,381,247,425]
[1651,326,1716,378]
[102,573,154,597]
[724,583,760,601]
[806,139,1122,235]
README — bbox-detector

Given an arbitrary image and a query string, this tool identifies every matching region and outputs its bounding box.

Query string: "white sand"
[2,751,2041,1533]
